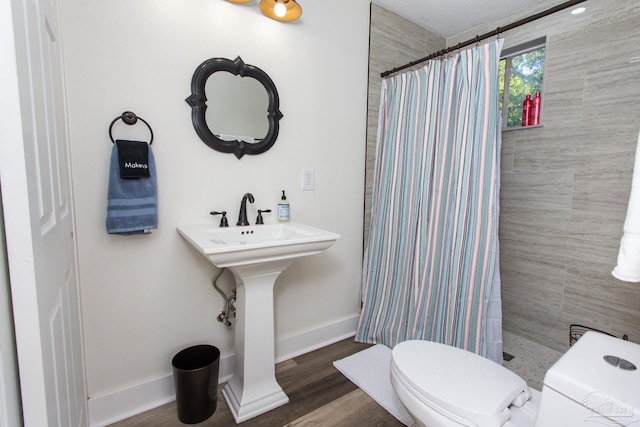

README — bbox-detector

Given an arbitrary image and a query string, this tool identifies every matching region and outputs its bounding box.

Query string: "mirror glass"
[205,72,269,143]
[186,56,282,159]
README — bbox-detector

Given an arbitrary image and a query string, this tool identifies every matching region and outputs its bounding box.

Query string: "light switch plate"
[302,168,315,191]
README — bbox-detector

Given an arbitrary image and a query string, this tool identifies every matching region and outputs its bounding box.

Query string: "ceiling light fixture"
[259,0,302,22]
[571,7,586,15]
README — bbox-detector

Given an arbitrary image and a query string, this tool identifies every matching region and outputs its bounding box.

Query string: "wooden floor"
[109,338,405,427]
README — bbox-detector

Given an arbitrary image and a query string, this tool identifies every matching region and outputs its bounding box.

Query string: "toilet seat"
[392,340,531,427]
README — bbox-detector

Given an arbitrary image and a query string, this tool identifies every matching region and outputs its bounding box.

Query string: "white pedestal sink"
[177,222,340,423]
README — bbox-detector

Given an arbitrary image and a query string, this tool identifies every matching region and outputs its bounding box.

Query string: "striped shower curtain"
[356,40,504,362]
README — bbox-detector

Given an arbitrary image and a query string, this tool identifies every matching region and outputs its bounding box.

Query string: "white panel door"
[0,0,88,424]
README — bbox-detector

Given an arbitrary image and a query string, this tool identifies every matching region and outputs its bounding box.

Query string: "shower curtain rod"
[380,0,587,78]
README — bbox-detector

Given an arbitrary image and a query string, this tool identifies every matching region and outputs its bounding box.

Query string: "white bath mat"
[333,344,417,427]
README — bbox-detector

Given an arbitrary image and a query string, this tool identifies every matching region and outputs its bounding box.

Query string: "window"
[499,37,546,128]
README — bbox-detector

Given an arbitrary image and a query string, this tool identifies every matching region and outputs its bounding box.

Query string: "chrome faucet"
[237,193,255,226]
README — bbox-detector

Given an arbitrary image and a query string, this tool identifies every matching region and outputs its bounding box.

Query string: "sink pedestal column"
[221,261,293,423]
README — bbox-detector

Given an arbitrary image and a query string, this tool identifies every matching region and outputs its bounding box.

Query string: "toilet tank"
[535,331,640,426]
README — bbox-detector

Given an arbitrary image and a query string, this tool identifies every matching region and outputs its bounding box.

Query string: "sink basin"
[177,221,341,422]
[177,222,341,268]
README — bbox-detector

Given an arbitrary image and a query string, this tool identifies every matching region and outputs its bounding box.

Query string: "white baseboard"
[274,315,359,363]
[88,314,359,427]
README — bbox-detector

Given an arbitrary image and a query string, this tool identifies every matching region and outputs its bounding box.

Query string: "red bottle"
[522,94,532,126]
[529,92,541,125]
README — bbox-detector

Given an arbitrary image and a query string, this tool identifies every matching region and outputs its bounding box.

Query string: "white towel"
[612,130,640,282]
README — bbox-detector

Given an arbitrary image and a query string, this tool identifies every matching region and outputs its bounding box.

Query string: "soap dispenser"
[278,190,290,222]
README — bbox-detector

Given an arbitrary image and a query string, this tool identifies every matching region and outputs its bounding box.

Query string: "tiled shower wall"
[367,0,640,353]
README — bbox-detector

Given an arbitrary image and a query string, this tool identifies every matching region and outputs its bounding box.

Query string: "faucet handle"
[256,209,271,225]
[210,211,229,227]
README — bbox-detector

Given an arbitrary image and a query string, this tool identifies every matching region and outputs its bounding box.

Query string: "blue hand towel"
[106,141,158,235]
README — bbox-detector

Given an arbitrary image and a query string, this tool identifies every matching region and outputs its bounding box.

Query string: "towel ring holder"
[109,111,154,145]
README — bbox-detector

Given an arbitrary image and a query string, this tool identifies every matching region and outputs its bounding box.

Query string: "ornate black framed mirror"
[186,56,283,159]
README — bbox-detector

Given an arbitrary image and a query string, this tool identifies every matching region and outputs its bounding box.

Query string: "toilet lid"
[392,340,531,427]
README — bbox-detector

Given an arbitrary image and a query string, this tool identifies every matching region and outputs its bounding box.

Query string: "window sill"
[502,124,544,132]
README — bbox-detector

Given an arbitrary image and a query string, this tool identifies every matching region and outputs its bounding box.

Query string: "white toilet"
[390,331,640,426]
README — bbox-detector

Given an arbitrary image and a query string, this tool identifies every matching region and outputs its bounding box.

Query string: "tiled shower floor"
[502,330,564,391]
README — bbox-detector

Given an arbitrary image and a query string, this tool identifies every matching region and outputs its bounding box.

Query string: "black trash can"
[172,344,220,424]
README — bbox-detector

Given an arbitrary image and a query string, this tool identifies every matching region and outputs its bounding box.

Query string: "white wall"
[60,0,370,416]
